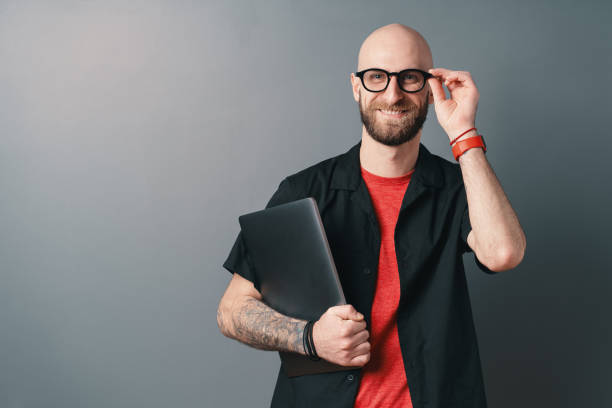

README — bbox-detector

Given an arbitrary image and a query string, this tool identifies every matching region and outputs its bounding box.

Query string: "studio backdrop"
[0,1,610,407]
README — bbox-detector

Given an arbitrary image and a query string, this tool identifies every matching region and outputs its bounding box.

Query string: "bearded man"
[217,23,526,408]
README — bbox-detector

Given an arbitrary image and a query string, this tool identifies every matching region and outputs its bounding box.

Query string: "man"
[217,23,526,408]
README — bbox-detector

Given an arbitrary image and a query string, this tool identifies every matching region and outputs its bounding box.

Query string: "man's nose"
[382,75,404,105]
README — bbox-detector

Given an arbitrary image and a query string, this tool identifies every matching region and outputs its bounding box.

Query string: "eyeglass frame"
[354,68,434,93]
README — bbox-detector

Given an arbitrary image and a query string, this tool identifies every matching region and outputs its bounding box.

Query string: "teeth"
[380,109,406,114]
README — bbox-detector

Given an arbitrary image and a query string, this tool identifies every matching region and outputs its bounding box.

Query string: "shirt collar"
[330,140,444,191]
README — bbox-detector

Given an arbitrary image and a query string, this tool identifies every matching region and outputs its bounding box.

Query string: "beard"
[358,91,430,146]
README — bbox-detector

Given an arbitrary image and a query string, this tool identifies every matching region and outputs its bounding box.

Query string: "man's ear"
[350,73,360,103]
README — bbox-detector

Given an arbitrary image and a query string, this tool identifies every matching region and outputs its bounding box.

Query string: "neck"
[359,128,421,177]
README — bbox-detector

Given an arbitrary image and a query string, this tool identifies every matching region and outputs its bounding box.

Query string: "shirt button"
[346,374,354,382]
[363,267,371,275]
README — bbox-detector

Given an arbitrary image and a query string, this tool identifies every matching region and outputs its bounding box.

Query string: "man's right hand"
[312,304,371,367]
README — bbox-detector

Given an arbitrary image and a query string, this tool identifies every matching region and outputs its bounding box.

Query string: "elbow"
[216,305,227,336]
[489,237,526,272]
[216,299,234,338]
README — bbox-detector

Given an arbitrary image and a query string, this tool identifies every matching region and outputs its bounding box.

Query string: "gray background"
[1,0,610,407]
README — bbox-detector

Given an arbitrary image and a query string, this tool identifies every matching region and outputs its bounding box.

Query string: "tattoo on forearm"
[229,297,307,354]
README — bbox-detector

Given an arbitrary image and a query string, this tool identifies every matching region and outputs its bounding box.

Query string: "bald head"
[357,24,433,72]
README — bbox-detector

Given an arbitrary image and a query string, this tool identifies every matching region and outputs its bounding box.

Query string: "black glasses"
[354,68,433,93]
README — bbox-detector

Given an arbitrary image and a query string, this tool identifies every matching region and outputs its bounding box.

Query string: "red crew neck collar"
[360,166,415,185]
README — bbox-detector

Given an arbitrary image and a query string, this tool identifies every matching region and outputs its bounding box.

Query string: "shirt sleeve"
[222,177,299,291]
[459,186,497,274]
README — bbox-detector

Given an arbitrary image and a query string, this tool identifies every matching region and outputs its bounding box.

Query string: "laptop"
[238,197,353,376]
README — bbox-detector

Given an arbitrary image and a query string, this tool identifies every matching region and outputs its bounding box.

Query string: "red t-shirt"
[354,166,415,408]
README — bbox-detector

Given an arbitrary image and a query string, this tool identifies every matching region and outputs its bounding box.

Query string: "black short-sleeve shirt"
[223,141,494,408]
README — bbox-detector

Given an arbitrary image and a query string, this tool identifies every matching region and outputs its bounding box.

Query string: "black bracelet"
[307,321,315,359]
[306,320,321,361]
[305,321,315,358]
[302,321,310,357]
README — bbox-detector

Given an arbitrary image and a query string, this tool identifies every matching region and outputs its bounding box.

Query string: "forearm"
[218,295,308,354]
[458,147,526,267]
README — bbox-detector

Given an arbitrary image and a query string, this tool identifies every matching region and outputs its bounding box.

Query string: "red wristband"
[452,134,487,161]
[450,127,477,145]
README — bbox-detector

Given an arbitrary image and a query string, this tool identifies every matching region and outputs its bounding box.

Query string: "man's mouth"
[378,109,409,117]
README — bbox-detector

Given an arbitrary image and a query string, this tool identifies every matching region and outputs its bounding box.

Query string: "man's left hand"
[427,68,480,142]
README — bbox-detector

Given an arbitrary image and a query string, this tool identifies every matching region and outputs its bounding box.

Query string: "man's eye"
[368,73,385,81]
[401,73,420,84]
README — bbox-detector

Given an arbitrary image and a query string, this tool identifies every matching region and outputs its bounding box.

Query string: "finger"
[349,353,370,366]
[352,340,371,356]
[333,304,363,321]
[343,329,370,350]
[429,68,471,83]
[428,67,454,79]
[351,328,369,344]
[341,328,369,350]
[442,71,474,87]
[427,76,446,103]
[344,319,367,335]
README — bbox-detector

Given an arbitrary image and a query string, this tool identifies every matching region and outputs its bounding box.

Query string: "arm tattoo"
[228,297,307,355]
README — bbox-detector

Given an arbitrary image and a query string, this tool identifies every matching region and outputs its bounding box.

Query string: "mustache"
[370,102,419,111]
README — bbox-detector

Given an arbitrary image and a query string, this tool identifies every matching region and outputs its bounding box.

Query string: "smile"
[378,109,409,117]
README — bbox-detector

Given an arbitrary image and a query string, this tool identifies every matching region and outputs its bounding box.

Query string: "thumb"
[427,75,446,104]
[334,305,364,321]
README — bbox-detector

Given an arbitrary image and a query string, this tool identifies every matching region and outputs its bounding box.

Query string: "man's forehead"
[357,24,432,71]
[358,46,429,71]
